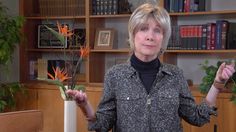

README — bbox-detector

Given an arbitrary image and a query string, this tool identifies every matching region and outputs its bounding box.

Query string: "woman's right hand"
[66,89,95,121]
[66,89,88,106]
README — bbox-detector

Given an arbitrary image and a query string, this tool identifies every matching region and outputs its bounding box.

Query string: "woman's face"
[133,18,163,62]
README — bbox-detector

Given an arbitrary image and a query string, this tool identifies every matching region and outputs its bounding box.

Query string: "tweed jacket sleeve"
[177,68,217,126]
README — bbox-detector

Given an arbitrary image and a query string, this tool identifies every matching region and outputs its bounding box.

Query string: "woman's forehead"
[139,18,161,27]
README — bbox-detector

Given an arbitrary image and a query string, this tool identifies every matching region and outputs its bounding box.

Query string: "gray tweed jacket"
[89,62,216,132]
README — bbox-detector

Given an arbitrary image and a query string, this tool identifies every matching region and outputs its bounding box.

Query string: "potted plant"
[199,60,236,104]
[0,2,25,112]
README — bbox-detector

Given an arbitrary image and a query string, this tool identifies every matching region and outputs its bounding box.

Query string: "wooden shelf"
[170,10,236,16]
[91,49,129,53]
[89,14,131,18]
[26,16,86,20]
[27,48,80,52]
[166,49,236,53]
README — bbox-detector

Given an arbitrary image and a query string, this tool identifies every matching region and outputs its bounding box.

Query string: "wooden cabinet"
[16,85,236,132]
[181,90,236,132]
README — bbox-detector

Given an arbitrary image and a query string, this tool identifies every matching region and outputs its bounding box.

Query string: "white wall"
[0,0,19,82]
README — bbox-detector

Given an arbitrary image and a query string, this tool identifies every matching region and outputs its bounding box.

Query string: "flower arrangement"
[39,21,89,100]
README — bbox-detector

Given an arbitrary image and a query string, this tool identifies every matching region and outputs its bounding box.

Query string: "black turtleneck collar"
[130,54,160,73]
[130,54,160,94]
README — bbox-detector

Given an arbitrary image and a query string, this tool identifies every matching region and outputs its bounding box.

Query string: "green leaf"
[74,85,85,92]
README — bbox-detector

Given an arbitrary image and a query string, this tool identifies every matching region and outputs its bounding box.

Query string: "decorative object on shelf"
[94,28,115,50]
[0,2,25,112]
[199,60,236,104]
[70,28,86,48]
[38,24,68,48]
[38,21,90,132]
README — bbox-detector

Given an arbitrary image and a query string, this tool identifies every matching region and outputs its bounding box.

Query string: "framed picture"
[94,28,115,50]
[38,24,68,48]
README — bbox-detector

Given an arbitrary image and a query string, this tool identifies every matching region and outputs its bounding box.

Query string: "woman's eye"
[154,28,161,33]
[140,27,148,31]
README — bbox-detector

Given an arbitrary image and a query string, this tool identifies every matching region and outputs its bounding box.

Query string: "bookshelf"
[18,0,236,131]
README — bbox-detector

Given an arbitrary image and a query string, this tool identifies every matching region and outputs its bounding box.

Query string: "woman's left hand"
[214,61,235,84]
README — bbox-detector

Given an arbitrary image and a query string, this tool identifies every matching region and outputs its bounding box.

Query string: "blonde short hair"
[128,3,171,55]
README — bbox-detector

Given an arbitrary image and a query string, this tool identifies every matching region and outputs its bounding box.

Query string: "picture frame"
[94,28,115,50]
[38,24,68,48]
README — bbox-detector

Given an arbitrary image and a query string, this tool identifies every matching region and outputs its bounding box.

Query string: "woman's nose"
[146,31,154,41]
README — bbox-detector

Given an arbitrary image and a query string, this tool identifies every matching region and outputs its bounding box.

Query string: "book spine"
[184,0,190,12]
[178,0,184,12]
[197,25,202,50]
[164,0,170,12]
[210,23,216,50]
[201,24,207,49]
[221,21,229,49]
[112,0,118,15]
[107,0,113,15]
[226,22,236,49]
[96,0,101,15]
[206,23,212,50]
[215,20,222,49]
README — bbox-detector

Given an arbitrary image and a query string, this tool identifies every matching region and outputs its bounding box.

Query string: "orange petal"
[47,73,55,80]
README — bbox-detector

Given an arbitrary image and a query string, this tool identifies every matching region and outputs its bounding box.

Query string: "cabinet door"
[37,89,64,132]
[182,120,191,132]
[15,88,38,110]
[220,98,236,132]
[77,87,103,132]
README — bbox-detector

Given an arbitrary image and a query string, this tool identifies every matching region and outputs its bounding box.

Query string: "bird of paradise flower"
[39,21,89,100]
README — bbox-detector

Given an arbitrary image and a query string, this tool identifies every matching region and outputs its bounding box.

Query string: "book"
[215,20,229,49]
[201,24,207,49]
[226,22,236,49]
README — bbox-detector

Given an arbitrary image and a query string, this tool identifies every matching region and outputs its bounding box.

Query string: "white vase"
[64,100,77,132]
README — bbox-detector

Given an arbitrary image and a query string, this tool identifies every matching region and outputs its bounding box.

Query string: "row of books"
[92,0,117,15]
[164,0,211,13]
[168,20,236,50]
[92,0,131,15]
[39,0,85,16]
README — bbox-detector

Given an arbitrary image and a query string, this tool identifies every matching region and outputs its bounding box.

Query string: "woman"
[67,3,235,132]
